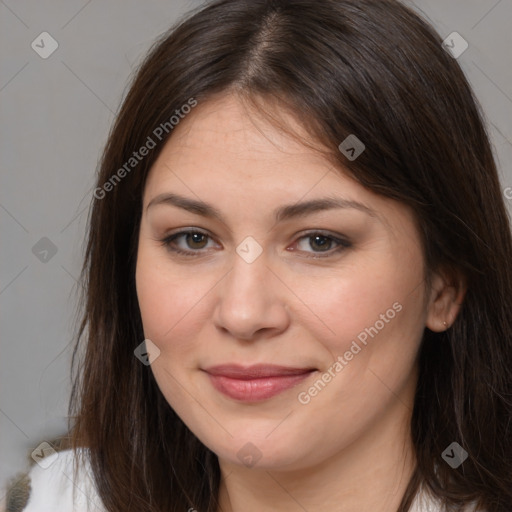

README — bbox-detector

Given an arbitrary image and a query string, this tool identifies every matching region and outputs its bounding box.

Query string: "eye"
[159,229,218,256]
[158,229,351,259]
[290,231,352,258]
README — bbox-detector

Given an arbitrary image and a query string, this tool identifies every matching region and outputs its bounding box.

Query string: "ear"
[425,267,466,332]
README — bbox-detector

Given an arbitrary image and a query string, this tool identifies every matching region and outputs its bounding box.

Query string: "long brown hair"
[68,0,512,510]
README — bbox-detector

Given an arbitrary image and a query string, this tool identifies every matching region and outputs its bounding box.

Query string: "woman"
[4,0,511,510]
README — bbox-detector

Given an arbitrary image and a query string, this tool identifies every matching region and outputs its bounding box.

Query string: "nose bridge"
[213,244,289,338]
[225,246,272,307]
[225,233,269,293]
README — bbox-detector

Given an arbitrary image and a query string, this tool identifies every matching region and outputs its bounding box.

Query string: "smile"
[202,364,317,402]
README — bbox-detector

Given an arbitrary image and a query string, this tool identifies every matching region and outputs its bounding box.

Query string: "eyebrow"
[146,192,377,222]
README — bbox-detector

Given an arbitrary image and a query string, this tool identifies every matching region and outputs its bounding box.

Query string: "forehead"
[145,95,352,197]
[142,95,411,234]
[154,95,330,175]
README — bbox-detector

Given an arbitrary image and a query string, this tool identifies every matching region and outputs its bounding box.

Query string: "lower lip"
[205,371,314,402]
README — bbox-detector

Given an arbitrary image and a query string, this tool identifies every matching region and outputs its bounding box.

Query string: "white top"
[3,449,480,512]
[3,449,106,512]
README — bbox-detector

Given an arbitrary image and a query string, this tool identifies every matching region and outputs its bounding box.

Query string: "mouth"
[202,364,317,402]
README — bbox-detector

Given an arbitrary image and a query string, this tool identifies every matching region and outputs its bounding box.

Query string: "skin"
[135,94,464,512]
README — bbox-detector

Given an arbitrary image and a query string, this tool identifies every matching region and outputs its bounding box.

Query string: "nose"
[212,249,290,341]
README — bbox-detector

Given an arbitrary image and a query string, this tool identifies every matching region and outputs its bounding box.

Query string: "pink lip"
[203,364,316,402]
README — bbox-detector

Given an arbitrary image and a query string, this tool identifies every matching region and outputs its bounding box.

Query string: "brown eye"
[293,231,352,258]
[308,235,334,252]
[160,229,217,256]
[184,232,209,249]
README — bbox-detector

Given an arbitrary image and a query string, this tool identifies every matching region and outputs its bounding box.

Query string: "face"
[135,94,432,471]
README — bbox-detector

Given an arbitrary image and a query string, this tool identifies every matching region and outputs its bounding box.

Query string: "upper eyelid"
[164,228,347,241]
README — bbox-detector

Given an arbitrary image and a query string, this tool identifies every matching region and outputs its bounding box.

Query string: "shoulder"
[411,486,484,512]
[2,448,105,512]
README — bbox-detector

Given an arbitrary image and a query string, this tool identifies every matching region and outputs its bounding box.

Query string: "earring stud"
[443,321,448,328]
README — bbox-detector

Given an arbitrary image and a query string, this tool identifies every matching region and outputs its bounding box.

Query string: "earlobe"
[425,269,466,332]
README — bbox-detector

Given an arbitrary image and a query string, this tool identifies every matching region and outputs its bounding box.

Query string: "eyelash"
[158,229,352,259]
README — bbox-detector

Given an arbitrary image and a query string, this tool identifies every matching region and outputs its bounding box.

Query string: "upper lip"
[203,364,316,379]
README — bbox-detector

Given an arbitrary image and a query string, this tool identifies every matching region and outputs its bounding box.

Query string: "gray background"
[1,0,511,496]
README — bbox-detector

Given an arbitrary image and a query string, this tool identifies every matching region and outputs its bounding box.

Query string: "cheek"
[294,259,427,414]
[299,252,424,349]
[135,245,210,354]
[292,268,425,434]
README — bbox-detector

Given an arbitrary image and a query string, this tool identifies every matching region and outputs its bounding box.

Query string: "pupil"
[311,235,330,251]
[188,233,206,248]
